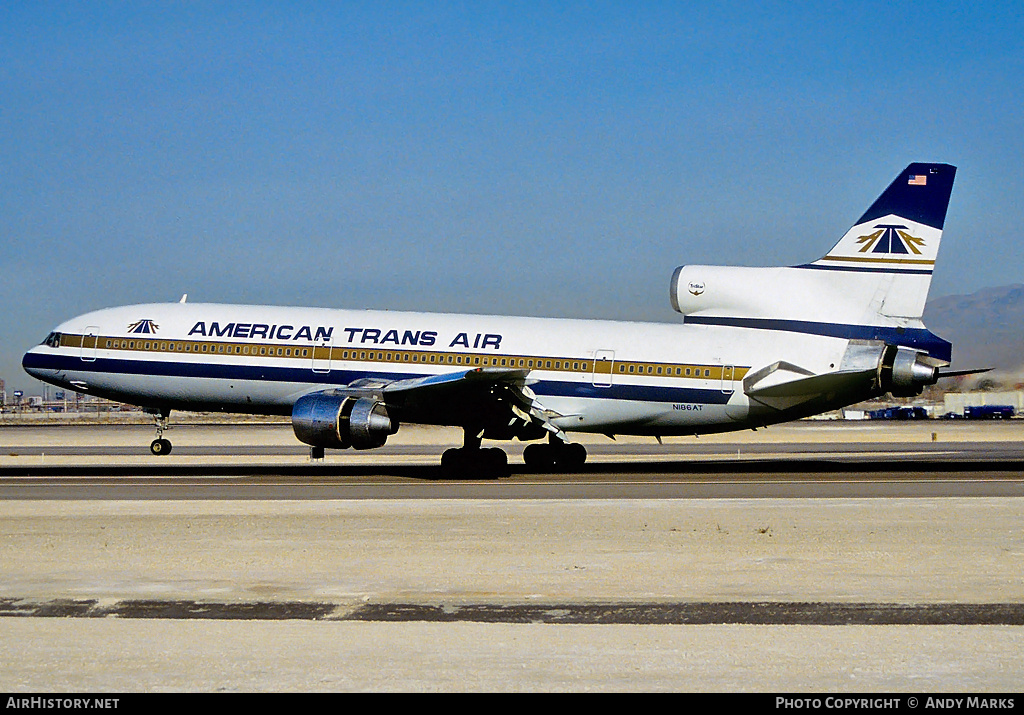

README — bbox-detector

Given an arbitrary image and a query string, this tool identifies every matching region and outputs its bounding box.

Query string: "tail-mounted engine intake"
[292,392,395,450]
[878,345,939,398]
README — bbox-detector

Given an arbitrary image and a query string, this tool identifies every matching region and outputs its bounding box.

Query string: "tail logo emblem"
[127,319,160,334]
[688,281,705,296]
[856,224,925,255]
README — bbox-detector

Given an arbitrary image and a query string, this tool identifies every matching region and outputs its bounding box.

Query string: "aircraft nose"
[22,348,43,379]
[22,344,58,382]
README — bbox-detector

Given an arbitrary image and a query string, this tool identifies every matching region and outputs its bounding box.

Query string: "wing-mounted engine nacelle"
[878,345,939,398]
[292,392,396,450]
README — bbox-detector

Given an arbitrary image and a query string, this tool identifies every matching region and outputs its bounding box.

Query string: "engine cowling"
[878,345,939,398]
[292,393,395,450]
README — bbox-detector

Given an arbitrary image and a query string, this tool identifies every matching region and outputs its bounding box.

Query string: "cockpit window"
[42,332,62,348]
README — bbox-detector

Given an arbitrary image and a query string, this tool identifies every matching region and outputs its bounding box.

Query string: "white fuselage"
[23,301,856,436]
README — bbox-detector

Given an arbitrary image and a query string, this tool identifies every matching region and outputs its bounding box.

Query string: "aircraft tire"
[523,443,554,471]
[483,447,510,479]
[441,447,509,479]
[150,438,172,456]
[523,442,586,472]
[561,442,587,469]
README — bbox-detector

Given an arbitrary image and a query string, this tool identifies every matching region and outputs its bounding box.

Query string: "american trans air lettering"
[24,162,971,479]
[188,322,333,342]
[186,321,503,350]
[341,328,501,350]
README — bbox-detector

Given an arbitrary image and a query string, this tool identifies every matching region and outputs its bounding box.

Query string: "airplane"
[23,162,967,477]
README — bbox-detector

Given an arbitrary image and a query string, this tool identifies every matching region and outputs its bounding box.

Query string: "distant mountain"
[924,284,1024,373]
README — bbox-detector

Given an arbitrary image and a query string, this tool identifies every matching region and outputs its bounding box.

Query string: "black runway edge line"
[3,598,1024,625]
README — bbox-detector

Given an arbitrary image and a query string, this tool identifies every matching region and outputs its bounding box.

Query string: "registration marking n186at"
[673,404,703,411]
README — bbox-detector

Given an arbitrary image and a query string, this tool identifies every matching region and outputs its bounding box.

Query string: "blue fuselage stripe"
[22,353,733,406]
[681,316,952,362]
[795,263,934,276]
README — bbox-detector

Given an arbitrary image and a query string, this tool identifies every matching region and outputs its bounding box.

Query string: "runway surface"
[2,420,1023,500]
[1,419,1022,691]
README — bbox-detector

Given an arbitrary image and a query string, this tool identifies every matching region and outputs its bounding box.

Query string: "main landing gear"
[441,430,510,479]
[149,409,172,456]
[439,431,589,478]
[522,435,587,471]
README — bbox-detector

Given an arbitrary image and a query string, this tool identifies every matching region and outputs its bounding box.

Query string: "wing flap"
[379,367,567,440]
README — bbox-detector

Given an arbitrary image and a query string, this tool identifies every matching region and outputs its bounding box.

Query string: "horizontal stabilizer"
[742,360,878,412]
[937,367,992,379]
[745,368,876,399]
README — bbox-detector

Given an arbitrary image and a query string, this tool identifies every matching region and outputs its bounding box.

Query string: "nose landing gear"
[148,409,172,456]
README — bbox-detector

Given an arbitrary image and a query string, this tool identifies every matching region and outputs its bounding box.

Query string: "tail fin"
[670,163,957,363]
[808,162,956,320]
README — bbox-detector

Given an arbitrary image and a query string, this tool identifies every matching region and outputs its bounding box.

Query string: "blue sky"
[3,1,1023,393]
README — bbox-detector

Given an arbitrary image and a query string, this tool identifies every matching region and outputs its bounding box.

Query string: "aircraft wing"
[386,367,566,439]
[316,367,566,440]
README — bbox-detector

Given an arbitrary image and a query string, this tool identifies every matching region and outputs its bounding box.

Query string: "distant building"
[944,391,1024,415]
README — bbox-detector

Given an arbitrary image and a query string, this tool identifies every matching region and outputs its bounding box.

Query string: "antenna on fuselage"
[179,294,188,303]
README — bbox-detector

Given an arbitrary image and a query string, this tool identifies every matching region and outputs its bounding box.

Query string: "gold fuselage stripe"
[56,333,750,382]
[819,254,935,266]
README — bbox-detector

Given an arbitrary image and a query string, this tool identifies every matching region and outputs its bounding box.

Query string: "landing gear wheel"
[523,441,586,472]
[150,438,172,456]
[149,409,172,456]
[523,443,555,470]
[440,446,510,479]
[483,447,510,479]
[561,442,587,469]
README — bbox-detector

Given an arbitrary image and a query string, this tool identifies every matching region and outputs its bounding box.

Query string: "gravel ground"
[1,421,1022,692]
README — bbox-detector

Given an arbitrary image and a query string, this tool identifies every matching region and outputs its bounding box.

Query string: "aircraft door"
[721,364,736,394]
[311,337,332,374]
[80,326,99,362]
[592,350,615,388]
